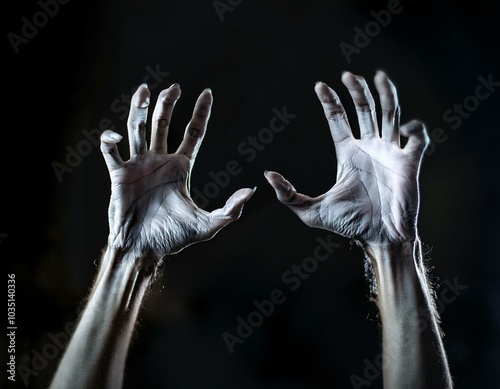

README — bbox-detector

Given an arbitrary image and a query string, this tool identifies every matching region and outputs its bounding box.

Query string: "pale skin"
[49,72,453,389]
[265,71,453,388]
[48,84,255,389]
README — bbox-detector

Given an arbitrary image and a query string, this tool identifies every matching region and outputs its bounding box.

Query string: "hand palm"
[266,72,428,245]
[101,84,254,256]
[318,138,420,242]
[108,153,204,254]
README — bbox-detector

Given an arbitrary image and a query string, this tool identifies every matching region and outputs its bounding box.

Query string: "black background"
[2,0,499,388]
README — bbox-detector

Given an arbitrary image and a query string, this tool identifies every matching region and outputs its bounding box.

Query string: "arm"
[49,84,255,389]
[264,71,452,388]
[364,240,451,387]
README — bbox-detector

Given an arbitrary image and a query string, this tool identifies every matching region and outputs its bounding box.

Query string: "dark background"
[2,0,499,388]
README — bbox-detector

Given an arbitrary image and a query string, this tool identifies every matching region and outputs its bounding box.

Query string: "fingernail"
[252,186,257,193]
[110,132,123,142]
[170,83,180,88]
[315,81,323,86]
[140,83,148,89]
[203,87,212,93]
[264,170,269,176]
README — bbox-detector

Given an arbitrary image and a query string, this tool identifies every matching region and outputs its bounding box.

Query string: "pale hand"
[265,71,429,245]
[100,84,255,256]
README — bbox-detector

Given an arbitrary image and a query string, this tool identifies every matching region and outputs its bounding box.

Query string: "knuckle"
[326,106,346,120]
[195,104,211,117]
[156,117,170,129]
[187,126,204,139]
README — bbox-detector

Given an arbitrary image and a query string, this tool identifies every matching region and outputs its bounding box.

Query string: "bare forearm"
[49,247,159,389]
[364,239,453,389]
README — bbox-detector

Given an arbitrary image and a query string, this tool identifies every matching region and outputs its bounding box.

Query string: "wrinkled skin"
[265,71,429,245]
[100,84,255,256]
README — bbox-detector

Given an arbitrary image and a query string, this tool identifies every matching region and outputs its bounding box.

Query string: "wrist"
[360,237,422,300]
[99,245,163,286]
[362,239,417,266]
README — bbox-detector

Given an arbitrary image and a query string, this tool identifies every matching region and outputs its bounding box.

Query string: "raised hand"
[100,83,255,256]
[265,71,429,245]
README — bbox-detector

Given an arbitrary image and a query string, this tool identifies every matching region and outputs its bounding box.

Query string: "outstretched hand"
[100,84,255,256]
[265,71,429,245]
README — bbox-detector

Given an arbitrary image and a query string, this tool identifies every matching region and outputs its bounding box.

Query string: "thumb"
[264,170,319,226]
[204,187,256,238]
[264,170,313,207]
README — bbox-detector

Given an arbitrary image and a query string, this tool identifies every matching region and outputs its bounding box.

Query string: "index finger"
[127,84,150,158]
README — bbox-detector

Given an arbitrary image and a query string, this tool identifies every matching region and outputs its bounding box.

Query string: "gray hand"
[265,71,429,245]
[100,84,255,255]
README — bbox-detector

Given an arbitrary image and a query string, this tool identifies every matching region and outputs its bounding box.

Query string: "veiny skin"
[101,84,256,256]
[49,72,453,389]
[266,71,453,389]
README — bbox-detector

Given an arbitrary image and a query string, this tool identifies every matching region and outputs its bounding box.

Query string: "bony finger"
[264,170,297,204]
[341,71,379,139]
[264,170,319,227]
[401,120,430,156]
[203,187,256,239]
[374,70,400,144]
[100,130,124,170]
[101,129,123,144]
[314,82,353,144]
[127,84,151,157]
[132,83,150,108]
[220,187,256,220]
[176,88,213,160]
[150,84,182,153]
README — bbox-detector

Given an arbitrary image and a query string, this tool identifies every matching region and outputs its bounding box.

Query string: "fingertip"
[263,171,295,203]
[160,85,181,102]
[109,132,123,142]
[401,120,430,156]
[314,82,336,102]
[341,71,356,85]
[101,130,123,143]
[196,88,213,105]
[237,187,257,204]
[263,170,283,185]
[221,188,255,220]
[132,85,150,108]
[374,69,387,83]
[400,119,426,137]
[314,81,329,95]
[264,169,276,179]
